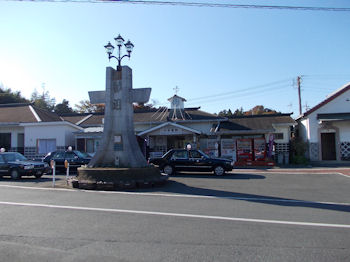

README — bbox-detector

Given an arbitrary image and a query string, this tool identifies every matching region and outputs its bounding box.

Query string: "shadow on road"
[171,172,265,180]
[0,176,65,183]
[136,177,350,213]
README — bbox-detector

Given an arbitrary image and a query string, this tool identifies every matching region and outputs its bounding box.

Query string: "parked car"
[43,150,91,172]
[0,152,50,179]
[149,149,234,176]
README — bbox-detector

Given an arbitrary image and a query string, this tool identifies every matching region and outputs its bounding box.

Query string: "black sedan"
[149,149,233,176]
[43,150,91,172]
[0,152,50,179]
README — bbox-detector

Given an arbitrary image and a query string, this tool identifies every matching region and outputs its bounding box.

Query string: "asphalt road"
[0,171,349,262]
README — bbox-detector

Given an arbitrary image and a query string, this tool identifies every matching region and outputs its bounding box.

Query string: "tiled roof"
[219,114,296,132]
[61,115,89,125]
[61,108,224,127]
[0,103,61,123]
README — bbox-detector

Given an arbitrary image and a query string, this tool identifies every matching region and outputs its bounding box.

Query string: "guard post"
[64,160,70,183]
[50,160,56,188]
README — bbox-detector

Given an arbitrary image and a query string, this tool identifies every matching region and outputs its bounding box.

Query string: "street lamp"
[104,34,134,71]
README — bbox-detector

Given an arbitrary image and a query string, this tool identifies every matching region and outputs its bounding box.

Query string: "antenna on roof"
[173,86,180,95]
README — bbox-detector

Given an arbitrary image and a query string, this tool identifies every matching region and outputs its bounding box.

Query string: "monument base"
[75,166,168,190]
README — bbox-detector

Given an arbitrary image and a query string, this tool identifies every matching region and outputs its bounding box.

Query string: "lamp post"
[104,34,134,71]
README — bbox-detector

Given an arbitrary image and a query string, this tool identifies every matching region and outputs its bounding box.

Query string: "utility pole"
[297,76,302,115]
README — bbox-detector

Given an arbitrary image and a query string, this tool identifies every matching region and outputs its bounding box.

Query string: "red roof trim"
[303,83,350,117]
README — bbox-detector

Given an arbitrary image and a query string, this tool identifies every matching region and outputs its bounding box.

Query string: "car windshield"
[74,150,89,158]
[2,152,27,162]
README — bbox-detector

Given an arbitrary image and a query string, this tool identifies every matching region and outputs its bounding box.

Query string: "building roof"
[301,82,350,118]
[61,107,225,127]
[168,94,187,102]
[216,114,296,133]
[0,103,62,123]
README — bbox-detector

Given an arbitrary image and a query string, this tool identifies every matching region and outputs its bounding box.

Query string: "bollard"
[65,160,70,184]
[50,160,56,188]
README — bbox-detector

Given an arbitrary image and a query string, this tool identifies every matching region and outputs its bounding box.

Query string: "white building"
[297,82,350,161]
[0,103,82,158]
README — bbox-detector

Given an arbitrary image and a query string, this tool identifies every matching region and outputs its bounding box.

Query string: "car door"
[169,150,191,171]
[0,155,9,176]
[189,150,211,172]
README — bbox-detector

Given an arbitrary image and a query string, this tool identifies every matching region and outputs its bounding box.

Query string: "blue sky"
[0,0,350,116]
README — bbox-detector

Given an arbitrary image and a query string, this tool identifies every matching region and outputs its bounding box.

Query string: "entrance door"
[167,136,185,150]
[321,133,336,160]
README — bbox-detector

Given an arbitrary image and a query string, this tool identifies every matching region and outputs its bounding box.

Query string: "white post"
[51,160,56,188]
[66,162,70,183]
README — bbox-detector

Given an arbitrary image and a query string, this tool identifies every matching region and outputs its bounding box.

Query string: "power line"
[3,0,350,12]
[186,83,292,106]
[187,78,293,103]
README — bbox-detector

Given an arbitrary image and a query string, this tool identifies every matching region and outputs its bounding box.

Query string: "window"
[0,133,11,150]
[53,151,65,158]
[65,152,76,160]
[86,139,94,153]
[171,150,188,159]
[273,133,284,140]
[189,150,202,159]
[37,139,56,154]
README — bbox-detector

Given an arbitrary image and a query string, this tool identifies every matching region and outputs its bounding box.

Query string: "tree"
[0,83,29,104]
[31,89,56,111]
[244,105,279,115]
[74,100,105,113]
[218,108,242,117]
[54,99,74,114]
[233,107,244,116]
[218,109,228,117]
[218,105,279,117]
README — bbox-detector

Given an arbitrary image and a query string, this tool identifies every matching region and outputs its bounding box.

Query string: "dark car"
[149,149,233,176]
[43,150,91,172]
[0,152,50,179]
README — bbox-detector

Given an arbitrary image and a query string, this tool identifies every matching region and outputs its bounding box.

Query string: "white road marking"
[233,170,350,178]
[0,184,350,206]
[0,200,349,229]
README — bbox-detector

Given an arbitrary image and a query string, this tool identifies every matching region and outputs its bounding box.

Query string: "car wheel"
[213,166,225,176]
[163,165,174,175]
[11,169,21,180]
[34,174,43,179]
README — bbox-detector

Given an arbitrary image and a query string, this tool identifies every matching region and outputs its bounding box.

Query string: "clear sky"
[0,0,350,116]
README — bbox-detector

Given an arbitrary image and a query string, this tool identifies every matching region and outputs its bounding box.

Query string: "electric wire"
[187,78,293,103]
[2,0,350,12]
[186,84,292,107]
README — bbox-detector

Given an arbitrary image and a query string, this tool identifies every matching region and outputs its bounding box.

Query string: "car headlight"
[44,163,49,168]
[24,165,34,170]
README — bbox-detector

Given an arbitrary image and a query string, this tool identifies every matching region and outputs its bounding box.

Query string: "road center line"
[0,200,349,229]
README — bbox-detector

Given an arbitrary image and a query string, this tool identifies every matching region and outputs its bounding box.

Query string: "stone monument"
[76,66,167,190]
